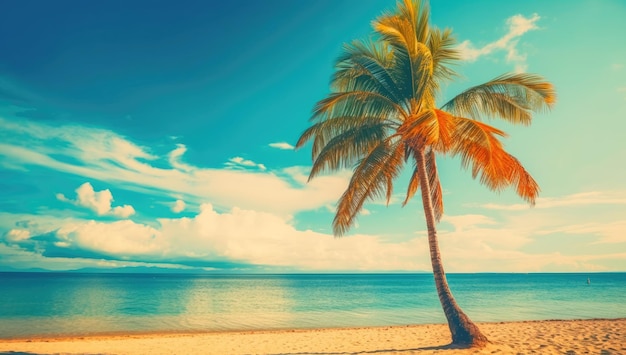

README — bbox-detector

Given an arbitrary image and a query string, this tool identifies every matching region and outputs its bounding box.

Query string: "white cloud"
[442,214,496,232]
[5,229,30,242]
[0,117,350,217]
[457,13,540,72]
[168,144,195,172]
[269,142,295,150]
[3,203,625,272]
[433,210,626,272]
[111,205,136,218]
[57,182,135,218]
[172,199,186,213]
[57,219,160,256]
[537,220,626,245]
[1,206,430,271]
[225,156,267,171]
[472,191,626,211]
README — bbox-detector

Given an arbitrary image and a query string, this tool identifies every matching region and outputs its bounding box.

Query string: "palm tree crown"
[297,0,555,235]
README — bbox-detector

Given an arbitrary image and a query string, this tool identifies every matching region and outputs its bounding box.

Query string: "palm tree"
[296,0,555,348]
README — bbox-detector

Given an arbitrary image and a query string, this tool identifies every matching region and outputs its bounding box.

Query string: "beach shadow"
[0,352,48,355]
[267,343,471,355]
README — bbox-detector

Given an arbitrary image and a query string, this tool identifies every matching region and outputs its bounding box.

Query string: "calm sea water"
[0,272,624,338]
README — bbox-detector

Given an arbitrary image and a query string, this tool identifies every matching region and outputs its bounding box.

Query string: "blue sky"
[1,0,625,272]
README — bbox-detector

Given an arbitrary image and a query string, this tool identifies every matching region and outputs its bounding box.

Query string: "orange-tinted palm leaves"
[451,117,540,203]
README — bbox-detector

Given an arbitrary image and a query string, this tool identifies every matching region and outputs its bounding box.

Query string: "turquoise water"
[0,272,624,338]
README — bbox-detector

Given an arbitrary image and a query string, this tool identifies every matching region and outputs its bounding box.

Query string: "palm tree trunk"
[415,149,488,347]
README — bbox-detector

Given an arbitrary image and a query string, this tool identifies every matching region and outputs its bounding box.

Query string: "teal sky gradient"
[1,0,625,272]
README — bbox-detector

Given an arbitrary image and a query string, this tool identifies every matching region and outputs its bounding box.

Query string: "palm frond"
[442,73,556,125]
[397,0,430,44]
[308,122,387,180]
[451,116,539,203]
[427,27,460,84]
[403,164,420,206]
[398,108,451,149]
[409,43,435,106]
[296,113,391,150]
[333,139,405,236]
[332,40,405,103]
[373,2,434,103]
[311,91,406,123]
[374,13,417,57]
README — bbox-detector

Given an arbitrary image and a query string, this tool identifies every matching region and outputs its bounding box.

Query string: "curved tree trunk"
[415,149,488,347]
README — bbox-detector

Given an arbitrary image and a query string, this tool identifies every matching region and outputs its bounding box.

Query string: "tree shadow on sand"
[266,343,472,355]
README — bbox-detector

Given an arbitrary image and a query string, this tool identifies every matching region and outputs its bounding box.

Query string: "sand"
[0,318,624,355]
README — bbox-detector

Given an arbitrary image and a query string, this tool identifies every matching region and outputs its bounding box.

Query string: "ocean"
[0,272,624,339]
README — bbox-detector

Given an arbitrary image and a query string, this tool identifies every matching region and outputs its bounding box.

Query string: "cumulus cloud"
[57,182,135,218]
[457,13,540,72]
[3,203,625,272]
[172,199,186,213]
[269,142,295,150]
[1,205,430,271]
[4,229,30,242]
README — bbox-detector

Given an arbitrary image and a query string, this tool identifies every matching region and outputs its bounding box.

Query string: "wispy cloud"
[470,191,626,211]
[457,13,540,72]
[537,220,626,245]
[168,144,195,172]
[56,182,135,218]
[225,156,267,171]
[0,117,350,217]
[269,142,295,150]
[442,214,497,232]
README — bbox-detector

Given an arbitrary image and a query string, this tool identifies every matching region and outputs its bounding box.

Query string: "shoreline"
[1,318,624,354]
[2,317,625,341]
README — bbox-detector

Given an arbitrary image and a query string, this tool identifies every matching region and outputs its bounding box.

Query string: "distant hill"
[0,265,52,273]
[0,265,212,274]
[1,265,430,274]
[68,266,213,274]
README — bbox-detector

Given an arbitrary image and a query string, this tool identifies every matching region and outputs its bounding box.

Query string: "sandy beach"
[1,318,624,355]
